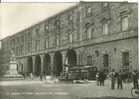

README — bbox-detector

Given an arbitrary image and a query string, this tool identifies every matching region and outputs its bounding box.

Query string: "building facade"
[1,2,138,76]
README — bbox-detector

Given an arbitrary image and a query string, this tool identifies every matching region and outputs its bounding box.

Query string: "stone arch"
[53,51,63,76]
[79,48,88,65]
[66,49,77,66]
[101,48,111,72]
[27,56,33,74]
[34,55,41,76]
[43,54,51,75]
[103,54,109,72]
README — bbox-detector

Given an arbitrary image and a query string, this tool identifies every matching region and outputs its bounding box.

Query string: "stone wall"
[75,37,138,72]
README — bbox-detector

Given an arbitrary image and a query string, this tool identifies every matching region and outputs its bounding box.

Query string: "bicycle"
[131,87,139,98]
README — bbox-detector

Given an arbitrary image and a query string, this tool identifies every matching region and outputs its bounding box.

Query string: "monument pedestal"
[2,50,23,80]
[3,61,23,78]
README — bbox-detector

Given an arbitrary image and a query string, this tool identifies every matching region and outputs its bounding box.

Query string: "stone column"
[40,54,44,75]
[49,53,54,75]
[25,58,28,73]
[32,56,36,75]
[61,51,67,71]
[76,50,80,65]
[24,58,27,73]
[32,40,35,53]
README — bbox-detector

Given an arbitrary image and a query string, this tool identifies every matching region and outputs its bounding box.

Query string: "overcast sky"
[0,3,77,40]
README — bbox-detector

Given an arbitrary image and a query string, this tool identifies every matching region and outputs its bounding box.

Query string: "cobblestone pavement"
[0,79,137,99]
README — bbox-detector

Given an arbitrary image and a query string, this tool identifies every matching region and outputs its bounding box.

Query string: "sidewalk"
[0,79,137,99]
[66,79,135,99]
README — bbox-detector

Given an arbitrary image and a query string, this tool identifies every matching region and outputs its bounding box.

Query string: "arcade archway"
[43,54,51,75]
[66,49,77,66]
[34,55,41,76]
[53,51,63,76]
[27,57,33,74]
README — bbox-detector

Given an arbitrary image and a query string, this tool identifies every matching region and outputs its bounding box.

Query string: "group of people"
[109,69,123,90]
[96,69,139,90]
[132,70,139,89]
[110,69,139,90]
[96,71,106,86]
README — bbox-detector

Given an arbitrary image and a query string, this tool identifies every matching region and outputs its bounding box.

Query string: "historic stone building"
[1,2,138,76]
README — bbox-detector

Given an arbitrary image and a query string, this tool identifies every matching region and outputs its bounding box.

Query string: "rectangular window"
[103,54,109,67]
[21,45,23,55]
[47,40,49,48]
[49,37,54,48]
[87,27,94,39]
[87,56,92,65]
[35,40,40,51]
[38,40,40,50]
[46,40,49,48]
[46,40,48,49]
[121,16,128,31]
[28,42,30,52]
[56,35,60,46]
[102,22,108,35]
[68,15,73,25]
[35,40,37,51]
[86,7,92,17]
[122,52,129,66]
[45,24,49,33]
[95,50,99,57]
[69,33,72,43]
[87,29,91,39]
[44,40,46,49]
[28,41,32,53]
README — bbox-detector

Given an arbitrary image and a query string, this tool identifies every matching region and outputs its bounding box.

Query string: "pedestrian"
[30,72,33,80]
[132,70,138,89]
[23,73,26,79]
[99,71,105,86]
[117,70,123,89]
[110,69,116,90]
[43,71,46,80]
[40,73,43,81]
[22,72,27,79]
[96,72,100,86]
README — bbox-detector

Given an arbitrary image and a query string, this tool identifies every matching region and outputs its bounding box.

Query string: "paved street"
[0,79,137,99]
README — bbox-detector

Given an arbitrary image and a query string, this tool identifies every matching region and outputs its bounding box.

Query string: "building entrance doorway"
[34,55,41,76]
[27,57,33,74]
[43,54,51,75]
[66,49,77,66]
[53,51,63,76]
[103,54,109,72]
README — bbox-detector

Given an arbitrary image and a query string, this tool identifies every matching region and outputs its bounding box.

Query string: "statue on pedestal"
[8,50,18,75]
[3,50,23,78]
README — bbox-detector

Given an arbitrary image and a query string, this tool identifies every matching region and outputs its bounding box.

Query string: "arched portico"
[66,49,77,66]
[34,55,41,76]
[27,56,33,74]
[53,51,63,76]
[43,54,51,75]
